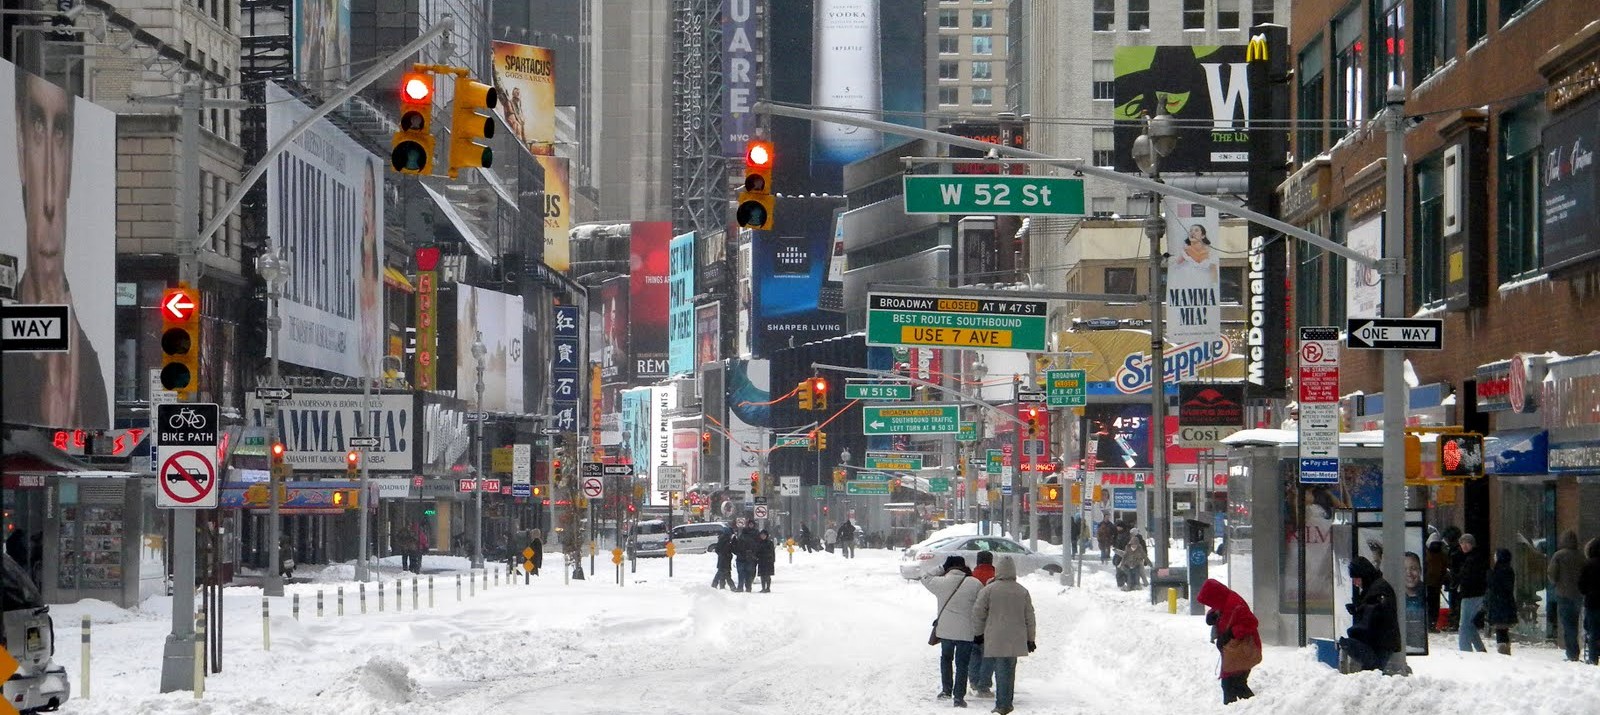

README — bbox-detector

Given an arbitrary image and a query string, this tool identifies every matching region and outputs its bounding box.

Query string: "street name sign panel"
[927,477,951,493]
[1045,369,1088,407]
[902,175,1086,216]
[843,382,913,401]
[862,404,961,435]
[1345,317,1444,350]
[776,435,813,448]
[865,452,924,471]
[866,293,1048,352]
[846,481,891,495]
[855,471,891,482]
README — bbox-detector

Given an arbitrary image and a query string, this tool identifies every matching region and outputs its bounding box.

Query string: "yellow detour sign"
[611,547,624,565]
[785,538,795,553]
[522,547,535,559]
[665,542,676,558]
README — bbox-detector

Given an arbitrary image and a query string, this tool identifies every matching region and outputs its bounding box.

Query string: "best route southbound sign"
[866,293,1047,352]
[1345,317,1444,350]
[902,175,1085,216]
[863,404,961,435]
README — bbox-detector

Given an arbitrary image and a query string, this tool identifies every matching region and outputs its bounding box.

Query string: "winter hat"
[975,550,994,565]
[1459,533,1477,547]
[941,555,969,574]
[1349,556,1381,582]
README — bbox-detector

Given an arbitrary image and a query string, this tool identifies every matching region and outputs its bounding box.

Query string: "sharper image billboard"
[749,197,846,357]
[1113,45,1250,174]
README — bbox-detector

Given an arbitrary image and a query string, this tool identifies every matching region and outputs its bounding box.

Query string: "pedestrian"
[1578,537,1600,665]
[1547,530,1585,661]
[839,519,858,558]
[734,524,760,592]
[1340,556,1400,672]
[1424,537,1447,632]
[711,531,735,590]
[1485,548,1519,655]
[1096,516,1114,564]
[393,522,417,573]
[1195,579,1261,703]
[923,555,981,707]
[971,556,1036,715]
[1456,533,1490,652]
[1443,525,1464,631]
[824,526,838,554]
[968,551,997,699]
[528,529,544,576]
[1118,530,1149,591]
[800,525,814,553]
[756,530,777,592]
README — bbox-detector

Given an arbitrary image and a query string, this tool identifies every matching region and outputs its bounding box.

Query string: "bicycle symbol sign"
[155,403,220,447]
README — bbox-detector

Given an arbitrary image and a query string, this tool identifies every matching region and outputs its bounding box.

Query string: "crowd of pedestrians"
[921,550,1036,714]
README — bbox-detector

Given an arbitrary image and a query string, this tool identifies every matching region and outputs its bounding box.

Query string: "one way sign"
[0,304,71,353]
[1345,317,1444,351]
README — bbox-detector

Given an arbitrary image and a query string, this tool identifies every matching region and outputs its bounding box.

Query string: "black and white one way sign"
[1345,318,1444,351]
[0,304,70,352]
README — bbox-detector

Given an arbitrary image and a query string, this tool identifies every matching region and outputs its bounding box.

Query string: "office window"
[938,87,959,105]
[1093,60,1115,100]
[1501,0,1537,25]
[972,10,993,29]
[1498,106,1543,281]
[1468,0,1489,44]
[1183,0,1206,29]
[1298,38,1327,161]
[1091,197,1117,218]
[1415,0,1455,78]
[1370,0,1407,115]
[1414,157,1446,307]
[1093,128,1115,167]
[1251,0,1276,27]
[1105,267,1138,294]
[1332,11,1365,141]
[972,36,993,55]
[939,35,959,54]
[940,61,960,80]
[1220,267,1244,304]
[939,9,959,28]
[972,87,993,106]
[971,61,992,81]
[1094,0,1115,31]
[1218,0,1241,29]
[1295,244,1325,328]
[1327,211,1347,326]
[1129,0,1151,32]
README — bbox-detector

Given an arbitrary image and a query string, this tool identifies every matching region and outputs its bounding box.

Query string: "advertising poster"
[599,275,630,382]
[1335,510,1429,656]
[490,41,556,156]
[538,156,570,271]
[668,232,697,376]
[1346,215,1383,319]
[695,302,721,368]
[650,385,678,500]
[1050,329,1245,397]
[749,197,846,357]
[551,304,581,432]
[244,392,414,471]
[1113,45,1249,174]
[620,387,651,476]
[1164,198,1222,345]
[721,0,758,155]
[265,82,383,378]
[1084,404,1154,471]
[454,285,525,413]
[1542,96,1600,273]
[725,359,774,492]
[0,61,116,429]
[293,0,350,92]
[630,221,672,379]
[810,0,881,165]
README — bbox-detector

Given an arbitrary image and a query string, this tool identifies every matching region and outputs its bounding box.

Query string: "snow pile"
[330,656,422,705]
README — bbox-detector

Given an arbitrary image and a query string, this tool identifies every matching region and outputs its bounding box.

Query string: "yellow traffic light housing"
[1026,407,1040,438]
[159,284,201,399]
[391,71,435,174]
[332,488,359,510]
[797,379,814,411]
[736,139,775,228]
[448,76,499,178]
[701,430,713,455]
[1438,433,1485,478]
[346,450,360,476]
[816,431,828,451]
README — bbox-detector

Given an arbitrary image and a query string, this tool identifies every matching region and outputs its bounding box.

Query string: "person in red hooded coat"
[1196,579,1261,704]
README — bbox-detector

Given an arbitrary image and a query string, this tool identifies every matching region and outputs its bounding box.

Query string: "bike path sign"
[156,403,219,447]
[158,449,218,508]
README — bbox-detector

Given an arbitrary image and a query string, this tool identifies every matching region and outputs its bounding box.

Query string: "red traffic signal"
[400,72,433,105]
[161,287,199,322]
[270,442,286,465]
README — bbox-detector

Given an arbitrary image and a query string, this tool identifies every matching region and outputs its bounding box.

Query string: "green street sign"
[866,293,1048,352]
[927,477,951,493]
[854,471,891,482]
[844,382,913,401]
[958,421,978,442]
[902,175,1086,216]
[846,481,892,496]
[810,485,827,500]
[862,404,962,435]
[775,435,813,448]
[986,449,1004,475]
[865,452,924,471]
[1046,369,1088,407]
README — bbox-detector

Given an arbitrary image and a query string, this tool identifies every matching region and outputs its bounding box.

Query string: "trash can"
[1184,519,1210,615]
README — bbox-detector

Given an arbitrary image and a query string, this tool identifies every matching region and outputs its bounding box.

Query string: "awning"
[1486,429,1548,476]
[383,266,415,293]
[2,432,138,479]
[421,182,496,261]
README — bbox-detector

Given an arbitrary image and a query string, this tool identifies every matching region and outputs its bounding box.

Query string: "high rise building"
[927,0,1010,119]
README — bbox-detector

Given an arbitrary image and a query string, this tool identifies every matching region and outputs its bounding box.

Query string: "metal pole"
[1010,376,1021,541]
[1381,87,1410,671]
[264,270,283,597]
[472,341,486,569]
[1149,198,1171,570]
[357,356,372,582]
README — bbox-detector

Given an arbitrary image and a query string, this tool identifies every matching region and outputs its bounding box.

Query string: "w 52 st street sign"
[903,175,1085,216]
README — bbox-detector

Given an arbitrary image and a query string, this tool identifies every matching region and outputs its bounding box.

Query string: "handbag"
[928,575,969,646]
[1220,634,1262,673]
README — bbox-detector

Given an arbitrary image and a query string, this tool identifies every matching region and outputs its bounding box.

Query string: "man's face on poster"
[17,73,74,277]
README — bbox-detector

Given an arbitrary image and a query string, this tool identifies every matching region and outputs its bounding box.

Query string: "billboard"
[695,302,722,368]
[538,156,570,271]
[551,304,581,432]
[810,0,881,165]
[244,392,414,471]
[491,41,556,156]
[1541,97,1600,273]
[650,384,677,500]
[454,285,525,413]
[1051,329,1245,396]
[749,197,846,357]
[726,359,774,490]
[1346,214,1383,318]
[620,387,651,474]
[599,275,630,382]
[630,221,672,379]
[1113,45,1250,174]
[668,232,697,376]
[721,0,758,155]
[1163,198,1222,345]
[0,61,116,429]
[293,0,350,92]
[265,82,383,378]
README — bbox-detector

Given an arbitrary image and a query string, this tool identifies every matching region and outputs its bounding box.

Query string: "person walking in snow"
[1340,556,1400,672]
[824,526,838,554]
[838,519,858,558]
[968,551,998,699]
[1118,530,1149,591]
[1579,537,1600,665]
[923,555,981,707]
[734,524,761,592]
[1455,533,1490,652]
[1195,578,1260,703]
[756,530,777,592]
[711,531,735,589]
[1096,516,1115,563]
[1485,548,1519,655]
[800,525,815,553]
[1547,530,1585,661]
[971,556,1036,715]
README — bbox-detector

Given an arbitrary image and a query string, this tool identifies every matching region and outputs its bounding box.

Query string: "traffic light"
[390,71,435,174]
[269,441,289,479]
[331,488,359,510]
[816,431,828,451]
[1438,433,1485,478]
[552,458,562,483]
[270,442,286,465]
[751,474,760,493]
[1039,484,1061,505]
[1026,406,1041,438]
[701,431,713,455]
[346,450,360,476]
[532,486,544,498]
[159,284,200,398]
[448,75,498,178]
[811,376,828,411]
[736,139,775,228]
[797,379,814,411]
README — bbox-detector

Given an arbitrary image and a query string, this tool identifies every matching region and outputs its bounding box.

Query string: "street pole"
[1135,109,1177,570]
[356,355,372,583]
[472,333,486,570]
[1381,86,1410,671]
[263,258,284,598]
[1010,375,1021,542]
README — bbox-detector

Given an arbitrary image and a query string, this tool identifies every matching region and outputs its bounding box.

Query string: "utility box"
[1185,518,1211,615]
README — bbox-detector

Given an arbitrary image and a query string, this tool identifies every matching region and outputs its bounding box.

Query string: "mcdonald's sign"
[1246,33,1270,62]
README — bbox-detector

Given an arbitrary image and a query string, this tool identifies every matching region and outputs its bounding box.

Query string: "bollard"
[337,586,345,616]
[483,569,489,591]
[470,571,476,597]
[261,596,271,651]
[412,577,419,610]
[293,593,300,621]
[80,616,90,700]
[360,583,367,614]
[493,570,499,588]
[193,608,205,699]
[395,578,402,612]
[1168,587,1179,615]
[429,575,435,608]
[456,573,462,601]
[378,581,386,612]
[317,590,324,618]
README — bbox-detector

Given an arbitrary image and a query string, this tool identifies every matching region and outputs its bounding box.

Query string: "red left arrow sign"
[161,288,198,321]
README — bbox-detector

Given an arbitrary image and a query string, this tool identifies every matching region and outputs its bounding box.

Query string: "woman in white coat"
[923,555,982,707]
[972,556,1036,715]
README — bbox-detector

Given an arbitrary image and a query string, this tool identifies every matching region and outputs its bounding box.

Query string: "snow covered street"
[46,544,1600,714]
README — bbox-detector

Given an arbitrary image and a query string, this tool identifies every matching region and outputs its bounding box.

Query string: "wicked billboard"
[1113,45,1250,174]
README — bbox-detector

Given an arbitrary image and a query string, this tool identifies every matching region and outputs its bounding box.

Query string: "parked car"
[626,520,670,558]
[669,522,732,555]
[899,535,1062,580]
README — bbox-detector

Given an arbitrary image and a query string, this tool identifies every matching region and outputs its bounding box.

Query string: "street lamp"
[1133,106,1177,569]
[471,332,487,569]
[256,250,288,597]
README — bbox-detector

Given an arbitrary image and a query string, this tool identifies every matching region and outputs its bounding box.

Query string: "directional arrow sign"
[254,386,293,400]
[161,287,199,322]
[1345,317,1444,350]
[863,404,961,435]
[0,303,70,353]
[348,436,380,448]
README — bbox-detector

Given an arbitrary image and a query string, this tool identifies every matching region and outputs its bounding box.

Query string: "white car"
[898,535,1062,580]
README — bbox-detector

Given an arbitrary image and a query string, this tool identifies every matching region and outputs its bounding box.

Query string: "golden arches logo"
[1246,34,1270,62]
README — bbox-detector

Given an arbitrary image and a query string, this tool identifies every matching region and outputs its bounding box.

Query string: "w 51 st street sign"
[903,175,1085,216]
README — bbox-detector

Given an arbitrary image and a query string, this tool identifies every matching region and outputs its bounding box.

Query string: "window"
[1093,128,1115,167]
[1332,11,1365,141]
[940,61,960,81]
[1093,60,1115,100]
[1129,0,1151,31]
[1091,197,1117,218]
[1220,267,1244,304]
[971,61,992,80]
[1498,106,1543,281]
[1218,0,1241,29]
[972,36,993,55]
[1414,0,1455,78]
[1298,38,1327,161]
[1414,158,1446,307]
[1501,0,1537,25]
[972,10,993,29]
[972,87,993,105]
[939,35,959,54]
[1468,0,1489,44]
[1370,0,1407,115]
[938,87,959,105]
[1183,0,1206,29]
[1295,243,1325,328]
[1105,267,1138,294]
[939,9,959,28]
[1328,211,1347,326]
[1251,0,1276,27]
[1094,0,1115,31]
[1127,195,1152,216]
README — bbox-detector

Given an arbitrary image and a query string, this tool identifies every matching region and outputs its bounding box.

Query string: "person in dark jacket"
[1341,556,1401,672]
[1424,538,1448,632]
[1096,516,1115,563]
[711,532,735,590]
[1442,525,1464,630]
[1579,537,1600,665]
[1196,579,1260,703]
[1485,548,1519,655]
[1546,530,1585,661]
[967,551,998,698]
[755,530,777,592]
[837,520,857,558]
[799,525,815,553]
[1455,533,1490,652]
[734,526,760,592]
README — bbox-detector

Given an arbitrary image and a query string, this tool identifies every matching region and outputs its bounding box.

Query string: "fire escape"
[670,0,729,238]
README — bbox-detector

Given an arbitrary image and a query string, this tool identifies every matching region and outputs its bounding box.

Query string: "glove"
[1204,610,1219,626]
[973,635,984,645]
[1027,641,1037,653]
[1345,603,1358,615]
